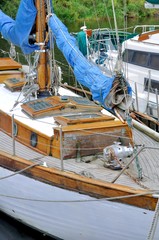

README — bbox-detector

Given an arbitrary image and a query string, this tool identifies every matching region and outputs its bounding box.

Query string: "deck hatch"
[54,113,114,125]
[65,113,101,119]
[21,96,103,119]
[28,101,53,111]
[4,77,25,91]
[68,96,96,106]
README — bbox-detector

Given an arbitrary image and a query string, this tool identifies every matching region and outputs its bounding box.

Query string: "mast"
[111,0,122,74]
[35,0,50,97]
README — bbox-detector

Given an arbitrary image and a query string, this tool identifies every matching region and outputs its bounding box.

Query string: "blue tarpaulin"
[49,14,116,108]
[0,0,38,54]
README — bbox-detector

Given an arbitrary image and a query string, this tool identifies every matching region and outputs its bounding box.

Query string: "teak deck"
[0,128,158,211]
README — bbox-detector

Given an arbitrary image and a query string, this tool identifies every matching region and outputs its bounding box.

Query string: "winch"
[103,142,133,170]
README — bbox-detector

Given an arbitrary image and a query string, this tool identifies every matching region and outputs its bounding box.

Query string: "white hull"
[124,63,159,118]
[0,167,158,240]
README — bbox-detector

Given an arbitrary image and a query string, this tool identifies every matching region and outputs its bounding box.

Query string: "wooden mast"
[35,0,50,97]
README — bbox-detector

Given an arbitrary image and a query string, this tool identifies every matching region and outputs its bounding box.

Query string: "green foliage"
[0,0,158,22]
[0,0,19,18]
[53,0,159,21]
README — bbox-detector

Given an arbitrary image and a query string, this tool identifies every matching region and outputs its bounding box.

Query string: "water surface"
[0,211,55,240]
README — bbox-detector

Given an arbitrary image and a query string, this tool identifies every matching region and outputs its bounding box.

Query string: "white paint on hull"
[0,167,158,240]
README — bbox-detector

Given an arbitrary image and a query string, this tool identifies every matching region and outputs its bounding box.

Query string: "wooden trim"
[138,30,159,41]
[58,120,129,132]
[0,72,23,84]
[0,150,156,211]
[0,57,22,70]
[52,122,133,159]
[0,110,52,155]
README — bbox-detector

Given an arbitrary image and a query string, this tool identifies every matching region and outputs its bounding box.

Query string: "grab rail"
[133,25,159,33]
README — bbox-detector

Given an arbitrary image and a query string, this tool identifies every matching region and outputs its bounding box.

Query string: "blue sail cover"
[0,0,38,54]
[49,14,116,108]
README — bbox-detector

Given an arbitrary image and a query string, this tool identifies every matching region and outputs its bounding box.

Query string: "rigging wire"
[147,197,159,240]
[0,190,158,203]
[123,0,128,39]
[91,0,100,29]
[102,0,113,30]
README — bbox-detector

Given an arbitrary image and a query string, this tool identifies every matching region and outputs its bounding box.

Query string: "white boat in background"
[74,1,159,126]
[145,0,159,8]
[122,25,159,122]
[78,24,159,128]
[76,27,133,76]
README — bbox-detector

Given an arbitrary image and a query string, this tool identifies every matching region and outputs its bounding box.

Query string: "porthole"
[13,122,18,136]
[30,132,38,147]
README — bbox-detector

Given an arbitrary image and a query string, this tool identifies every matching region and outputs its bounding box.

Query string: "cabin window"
[131,51,149,66]
[149,54,159,70]
[122,49,134,62]
[123,49,159,71]
[144,78,159,94]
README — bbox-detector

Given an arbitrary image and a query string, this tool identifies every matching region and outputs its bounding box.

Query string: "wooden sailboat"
[0,1,159,239]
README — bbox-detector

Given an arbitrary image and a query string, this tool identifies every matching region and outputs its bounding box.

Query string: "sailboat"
[0,0,159,239]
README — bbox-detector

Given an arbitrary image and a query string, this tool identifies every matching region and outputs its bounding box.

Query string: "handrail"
[133,25,159,33]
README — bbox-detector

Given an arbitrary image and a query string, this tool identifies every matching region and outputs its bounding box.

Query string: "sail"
[48,14,131,110]
[0,0,38,54]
